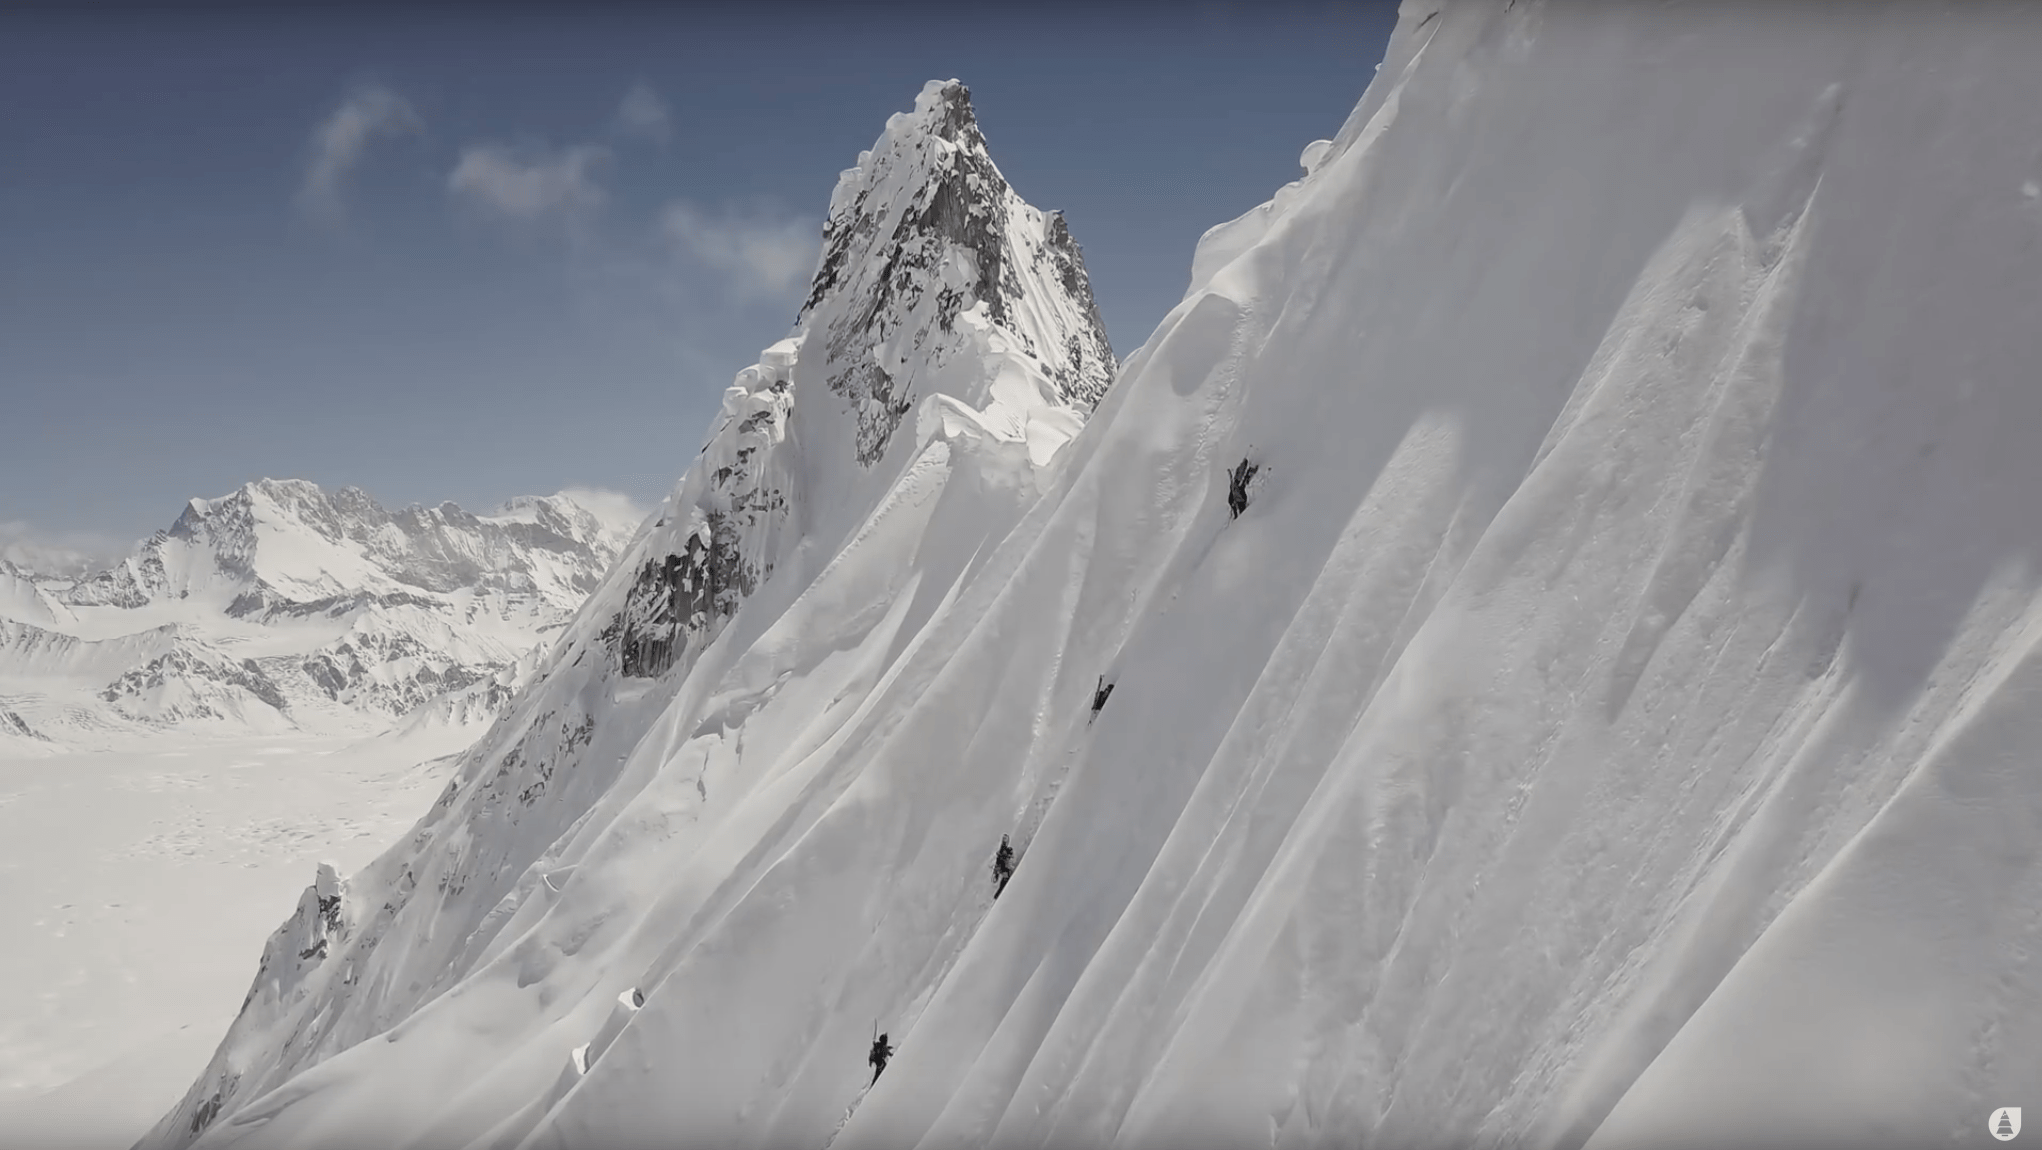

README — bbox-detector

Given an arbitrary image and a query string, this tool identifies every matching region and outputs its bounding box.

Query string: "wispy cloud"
[658,202,820,301]
[613,82,671,144]
[449,141,611,222]
[554,487,652,534]
[0,521,130,576]
[297,83,423,225]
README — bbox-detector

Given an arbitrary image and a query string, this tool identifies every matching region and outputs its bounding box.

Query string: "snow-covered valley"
[0,730,466,1143]
[0,483,639,1144]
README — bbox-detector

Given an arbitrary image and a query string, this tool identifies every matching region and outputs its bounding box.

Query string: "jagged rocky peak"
[607,81,1116,682]
[803,78,1117,465]
[172,478,620,565]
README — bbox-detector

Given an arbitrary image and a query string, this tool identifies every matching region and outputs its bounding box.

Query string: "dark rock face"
[100,649,290,715]
[611,375,791,681]
[616,511,763,679]
[811,86,1019,465]
[1,709,47,740]
[1038,211,1117,412]
[805,81,1116,467]
[189,1093,222,1135]
[297,633,485,713]
[62,550,169,608]
[302,655,352,699]
[228,587,444,622]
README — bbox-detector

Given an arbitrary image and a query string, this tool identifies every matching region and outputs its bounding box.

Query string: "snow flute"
[583,987,645,1070]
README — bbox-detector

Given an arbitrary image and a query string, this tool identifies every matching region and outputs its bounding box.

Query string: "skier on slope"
[992,834,1017,898]
[869,1030,894,1086]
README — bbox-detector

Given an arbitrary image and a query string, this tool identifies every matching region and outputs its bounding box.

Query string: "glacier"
[140,4,2042,1149]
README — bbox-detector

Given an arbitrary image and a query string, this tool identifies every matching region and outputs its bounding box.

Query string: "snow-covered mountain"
[0,481,639,748]
[0,558,77,630]
[148,6,2042,1149]
[143,76,1122,1150]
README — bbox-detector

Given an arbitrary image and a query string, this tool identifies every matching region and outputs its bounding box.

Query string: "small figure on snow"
[1227,456,1259,519]
[992,834,1017,898]
[869,1029,894,1086]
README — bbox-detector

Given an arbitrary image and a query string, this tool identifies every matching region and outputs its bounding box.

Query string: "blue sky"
[0,1,1395,566]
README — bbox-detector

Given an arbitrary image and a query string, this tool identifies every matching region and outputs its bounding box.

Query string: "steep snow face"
[0,559,76,630]
[150,10,2042,1150]
[0,483,638,745]
[140,78,1123,1150]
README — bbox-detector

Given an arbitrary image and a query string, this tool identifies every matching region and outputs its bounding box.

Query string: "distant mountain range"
[0,480,640,750]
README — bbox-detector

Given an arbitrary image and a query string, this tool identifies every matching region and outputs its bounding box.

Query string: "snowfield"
[0,730,466,1145]
[0,485,637,1144]
[98,2,2042,1149]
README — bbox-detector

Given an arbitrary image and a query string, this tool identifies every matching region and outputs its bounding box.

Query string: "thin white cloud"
[554,487,652,535]
[614,82,671,144]
[0,521,130,576]
[298,83,423,224]
[658,202,820,301]
[448,141,611,221]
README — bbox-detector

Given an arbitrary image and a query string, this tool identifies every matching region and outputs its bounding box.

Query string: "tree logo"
[1992,1108,2022,1141]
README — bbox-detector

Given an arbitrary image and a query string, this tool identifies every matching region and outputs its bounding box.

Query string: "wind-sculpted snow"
[141,75,1122,1150]
[0,558,77,628]
[147,8,2042,1150]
